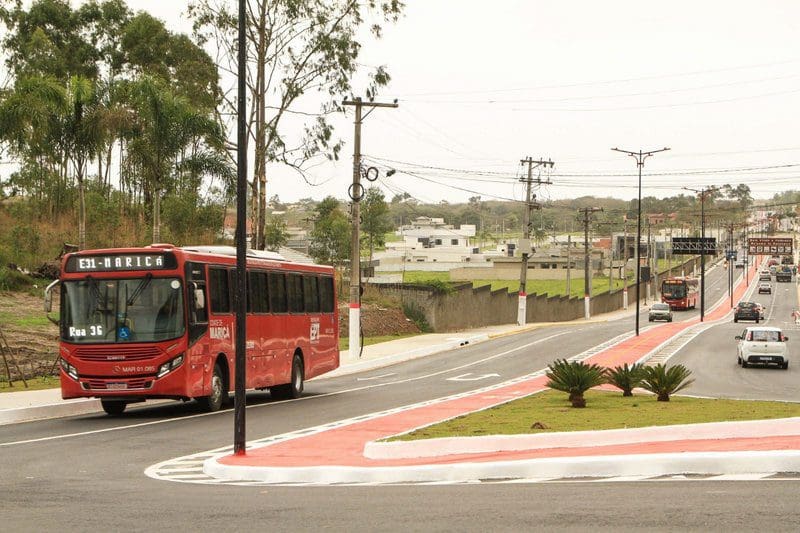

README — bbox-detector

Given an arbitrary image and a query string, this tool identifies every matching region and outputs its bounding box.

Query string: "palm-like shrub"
[605,363,645,397]
[640,363,694,402]
[545,359,606,408]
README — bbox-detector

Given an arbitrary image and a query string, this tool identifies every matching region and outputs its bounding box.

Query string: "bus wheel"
[197,364,225,412]
[101,399,127,416]
[271,355,304,400]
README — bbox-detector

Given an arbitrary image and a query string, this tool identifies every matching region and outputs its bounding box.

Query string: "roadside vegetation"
[392,389,800,440]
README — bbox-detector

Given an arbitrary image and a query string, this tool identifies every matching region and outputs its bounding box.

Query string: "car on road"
[759,273,772,281]
[736,326,789,369]
[758,282,772,294]
[753,302,766,320]
[734,301,761,323]
[648,302,673,322]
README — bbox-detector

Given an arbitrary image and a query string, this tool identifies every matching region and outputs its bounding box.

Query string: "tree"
[188,0,403,250]
[125,76,228,243]
[264,215,289,252]
[360,187,393,262]
[309,196,350,267]
[545,359,606,408]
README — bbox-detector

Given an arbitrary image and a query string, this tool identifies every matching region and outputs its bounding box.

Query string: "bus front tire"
[101,399,127,416]
[271,355,304,400]
[197,364,226,412]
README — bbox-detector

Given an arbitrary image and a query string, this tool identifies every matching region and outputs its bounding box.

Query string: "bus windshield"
[662,282,686,299]
[62,277,185,343]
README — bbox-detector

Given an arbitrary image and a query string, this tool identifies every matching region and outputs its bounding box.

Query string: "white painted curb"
[364,418,800,459]
[204,450,800,485]
[0,398,102,425]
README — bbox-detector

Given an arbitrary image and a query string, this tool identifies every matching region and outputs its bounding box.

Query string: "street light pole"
[684,185,716,322]
[612,147,670,336]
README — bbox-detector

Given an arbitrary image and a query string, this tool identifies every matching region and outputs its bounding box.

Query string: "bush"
[402,301,431,332]
[641,363,694,402]
[605,363,645,397]
[545,358,606,408]
[0,266,36,292]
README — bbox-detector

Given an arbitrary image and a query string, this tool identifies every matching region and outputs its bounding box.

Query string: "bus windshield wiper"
[126,273,152,306]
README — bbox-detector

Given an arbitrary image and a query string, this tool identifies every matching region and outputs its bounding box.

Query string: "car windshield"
[62,277,185,343]
[652,304,669,310]
[738,302,755,309]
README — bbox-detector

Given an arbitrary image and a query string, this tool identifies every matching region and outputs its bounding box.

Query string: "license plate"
[759,357,772,361]
[107,383,127,390]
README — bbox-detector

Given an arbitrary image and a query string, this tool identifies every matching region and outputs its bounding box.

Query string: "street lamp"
[612,147,670,336]
[684,186,717,322]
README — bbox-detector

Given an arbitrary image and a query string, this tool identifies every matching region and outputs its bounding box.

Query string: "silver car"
[649,302,673,322]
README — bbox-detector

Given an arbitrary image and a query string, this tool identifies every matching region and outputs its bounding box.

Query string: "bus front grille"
[73,346,162,362]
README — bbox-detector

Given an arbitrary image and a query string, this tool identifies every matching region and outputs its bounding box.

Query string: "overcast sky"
[27,2,800,204]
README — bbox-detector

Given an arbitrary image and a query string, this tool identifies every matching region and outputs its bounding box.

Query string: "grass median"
[391,389,800,441]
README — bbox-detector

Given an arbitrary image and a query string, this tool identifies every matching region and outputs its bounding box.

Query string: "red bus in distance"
[660,277,699,310]
[44,244,339,415]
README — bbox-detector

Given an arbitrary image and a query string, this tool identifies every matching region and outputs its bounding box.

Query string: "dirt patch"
[339,303,421,338]
[0,291,60,381]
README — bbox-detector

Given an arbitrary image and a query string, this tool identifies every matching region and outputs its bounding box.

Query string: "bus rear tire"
[101,399,127,416]
[197,364,226,412]
[271,354,304,400]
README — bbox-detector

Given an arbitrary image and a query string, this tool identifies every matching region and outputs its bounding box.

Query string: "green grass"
[391,389,800,440]
[0,311,51,328]
[339,333,420,351]
[0,375,60,393]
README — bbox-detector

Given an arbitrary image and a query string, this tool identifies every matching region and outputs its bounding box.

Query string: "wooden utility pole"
[517,157,553,325]
[342,97,398,361]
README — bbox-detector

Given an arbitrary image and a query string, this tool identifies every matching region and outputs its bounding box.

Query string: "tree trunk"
[570,394,586,408]
[78,177,86,250]
[152,183,161,243]
[657,393,670,402]
[623,390,633,397]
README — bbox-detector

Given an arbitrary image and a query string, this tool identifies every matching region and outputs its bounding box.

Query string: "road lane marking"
[447,373,500,381]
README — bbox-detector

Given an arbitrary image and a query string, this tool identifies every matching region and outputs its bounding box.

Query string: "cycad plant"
[640,363,694,402]
[605,363,646,397]
[545,359,606,408]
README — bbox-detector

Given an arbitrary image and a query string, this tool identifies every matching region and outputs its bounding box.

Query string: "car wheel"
[755,318,760,323]
[737,356,742,365]
[742,359,748,368]
[734,317,738,323]
[668,317,672,322]
[783,362,789,370]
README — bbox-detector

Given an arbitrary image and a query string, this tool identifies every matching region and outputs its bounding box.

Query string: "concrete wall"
[370,256,702,332]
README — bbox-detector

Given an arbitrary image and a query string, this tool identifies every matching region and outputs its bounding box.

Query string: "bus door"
[186,262,210,395]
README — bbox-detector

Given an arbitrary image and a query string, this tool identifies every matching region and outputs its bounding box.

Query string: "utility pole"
[566,235,572,296]
[342,97,398,361]
[612,147,670,336]
[579,207,603,319]
[623,221,630,309]
[517,157,553,326]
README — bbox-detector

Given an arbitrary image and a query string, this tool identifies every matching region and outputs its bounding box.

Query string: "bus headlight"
[59,358,78,380]
[157,354,185,378]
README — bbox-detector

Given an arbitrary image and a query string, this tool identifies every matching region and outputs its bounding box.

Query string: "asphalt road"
[2,263,799,531]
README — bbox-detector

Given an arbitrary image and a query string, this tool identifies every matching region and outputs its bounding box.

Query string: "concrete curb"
[0,398,102,425]
[203,450,800,485]
[363,417,800,460]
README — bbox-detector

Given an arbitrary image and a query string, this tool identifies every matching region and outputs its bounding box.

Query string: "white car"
[736,326,789,369]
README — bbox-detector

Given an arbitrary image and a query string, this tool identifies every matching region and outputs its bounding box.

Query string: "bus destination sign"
[66,253,176,273]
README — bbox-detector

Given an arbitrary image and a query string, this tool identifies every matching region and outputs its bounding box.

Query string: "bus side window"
[269,272,288,313]
[249,271,269,313]
[319,276,334,313]
[209,267,231,314]
[303,275,320,313]
[287,273,304,313]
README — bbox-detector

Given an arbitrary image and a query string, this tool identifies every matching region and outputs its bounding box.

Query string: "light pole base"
[517,293,527,326]
[584,295,590,320]
[623,288,628,310]
[348,305,360,361]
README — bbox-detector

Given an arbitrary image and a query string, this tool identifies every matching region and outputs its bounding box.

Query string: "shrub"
[605,363,645,397]
[0,266,36,292]
[545,358,606,408]
[402,301,431,332]
[640,363,694,402]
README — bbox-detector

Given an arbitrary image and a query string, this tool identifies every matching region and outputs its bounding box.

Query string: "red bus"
[660,277,699,310]
[44,244,339,415]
